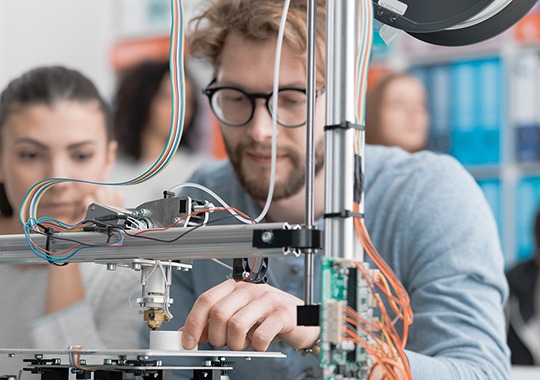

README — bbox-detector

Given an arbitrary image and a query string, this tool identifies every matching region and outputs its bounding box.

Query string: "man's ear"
[103,140,118,179]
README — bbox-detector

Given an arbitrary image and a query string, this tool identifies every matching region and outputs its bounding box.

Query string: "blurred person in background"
[0,66,141,374]
[111,60,208,207]
[507,208,540,365]
[365,73,430,153]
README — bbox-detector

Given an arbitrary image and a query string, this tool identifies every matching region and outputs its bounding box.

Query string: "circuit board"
[320,257,373,380]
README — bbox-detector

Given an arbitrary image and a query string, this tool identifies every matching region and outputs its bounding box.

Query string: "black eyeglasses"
[203,79,324,128]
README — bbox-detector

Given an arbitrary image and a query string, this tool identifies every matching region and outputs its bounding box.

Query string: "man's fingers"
[225,291,290,351]
[182,279,236,349]
[243,311,286,352]
[207,284,260,347]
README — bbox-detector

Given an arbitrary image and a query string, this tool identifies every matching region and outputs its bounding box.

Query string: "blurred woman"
[111,61,208,207]
[365,73,430,153]
[0,66,141,372]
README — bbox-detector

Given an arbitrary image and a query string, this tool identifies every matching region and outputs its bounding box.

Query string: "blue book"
[475,58,502,165]
[513,52,540,162]
[451,61,477,165]
[428,65,451,154]
[516,125,540,162]
[516,177,540,262]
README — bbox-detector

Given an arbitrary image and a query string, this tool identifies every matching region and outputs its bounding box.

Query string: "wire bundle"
[350,0,413,379]
[20,0,186,227]
[68,345,117,371]
[20,0,186,260]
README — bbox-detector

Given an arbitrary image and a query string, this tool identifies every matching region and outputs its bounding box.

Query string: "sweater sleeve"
[385,155,510,379]
[29,264,144,349]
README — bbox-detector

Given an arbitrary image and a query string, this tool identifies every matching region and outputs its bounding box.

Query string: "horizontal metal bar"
[0,223,292,264]
[0,348,286,358]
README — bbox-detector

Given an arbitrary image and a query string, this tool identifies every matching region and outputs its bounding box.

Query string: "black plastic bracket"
[323,210,364,219]
[297,304,320,326]
[324,121,364,131]
[252,228,322,250]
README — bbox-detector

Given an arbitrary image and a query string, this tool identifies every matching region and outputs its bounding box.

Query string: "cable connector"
[323,301,344,343]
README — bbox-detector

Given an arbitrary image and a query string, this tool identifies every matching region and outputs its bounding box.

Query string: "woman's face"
[379,76,430,153]
[0,100,116,224]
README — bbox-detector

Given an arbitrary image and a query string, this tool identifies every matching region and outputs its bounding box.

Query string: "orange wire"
[348,201,413,379]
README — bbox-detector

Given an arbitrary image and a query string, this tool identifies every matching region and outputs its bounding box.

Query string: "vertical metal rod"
[324,0,361,260]
[303,0,318,305]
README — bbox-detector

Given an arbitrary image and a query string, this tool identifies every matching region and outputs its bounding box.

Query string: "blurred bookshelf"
[371,4,540,268]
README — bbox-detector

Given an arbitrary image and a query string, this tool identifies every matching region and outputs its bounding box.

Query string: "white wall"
[0,0,116,99]
[0,0,209,100]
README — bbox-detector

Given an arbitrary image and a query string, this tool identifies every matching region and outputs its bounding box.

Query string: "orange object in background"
[111,36,171,71]
[515,11,540,43]
[367,64,392,89]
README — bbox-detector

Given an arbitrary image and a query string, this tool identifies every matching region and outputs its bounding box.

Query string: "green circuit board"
[320,257,372,380]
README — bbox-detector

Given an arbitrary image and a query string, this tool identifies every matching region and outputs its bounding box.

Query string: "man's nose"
[246,100,277,143]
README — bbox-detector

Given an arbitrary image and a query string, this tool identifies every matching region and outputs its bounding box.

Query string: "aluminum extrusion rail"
[0,223,293,264]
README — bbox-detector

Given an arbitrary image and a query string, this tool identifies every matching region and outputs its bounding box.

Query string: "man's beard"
[224,138,325,202]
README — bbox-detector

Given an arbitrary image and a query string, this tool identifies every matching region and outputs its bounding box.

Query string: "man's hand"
[182,279,320,352]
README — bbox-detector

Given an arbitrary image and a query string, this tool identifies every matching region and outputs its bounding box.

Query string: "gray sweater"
[163,145,509,380]
[0,263,142,375]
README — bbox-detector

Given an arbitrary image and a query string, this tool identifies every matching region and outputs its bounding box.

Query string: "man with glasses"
[163,0,509,379]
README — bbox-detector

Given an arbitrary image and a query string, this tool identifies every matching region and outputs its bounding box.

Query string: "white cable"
[157,260,174,320]
[169,182,253,224]
[255,0,291,223]
[128,282,144,314]
[168,0,291,225]
[211,258,233,271]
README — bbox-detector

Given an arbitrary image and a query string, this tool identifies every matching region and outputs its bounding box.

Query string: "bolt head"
[261,231,274,244]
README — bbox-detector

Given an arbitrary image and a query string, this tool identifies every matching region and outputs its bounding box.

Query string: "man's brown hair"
[189,0,326,79]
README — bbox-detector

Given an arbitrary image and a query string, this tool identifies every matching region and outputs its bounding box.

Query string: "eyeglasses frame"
[203,79,325,128]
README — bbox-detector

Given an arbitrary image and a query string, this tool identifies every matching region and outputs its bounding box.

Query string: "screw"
[173,217,182,225]
[242,271,250,279]
[8,353,14,358]
[134,209,150,218]
[377,10,383,16]
[132,262,142,271]
[89,205,96,211]
[390,16,397,22]
[244,357,251,361]
[107,263,116,271]
[261,231,274,244]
